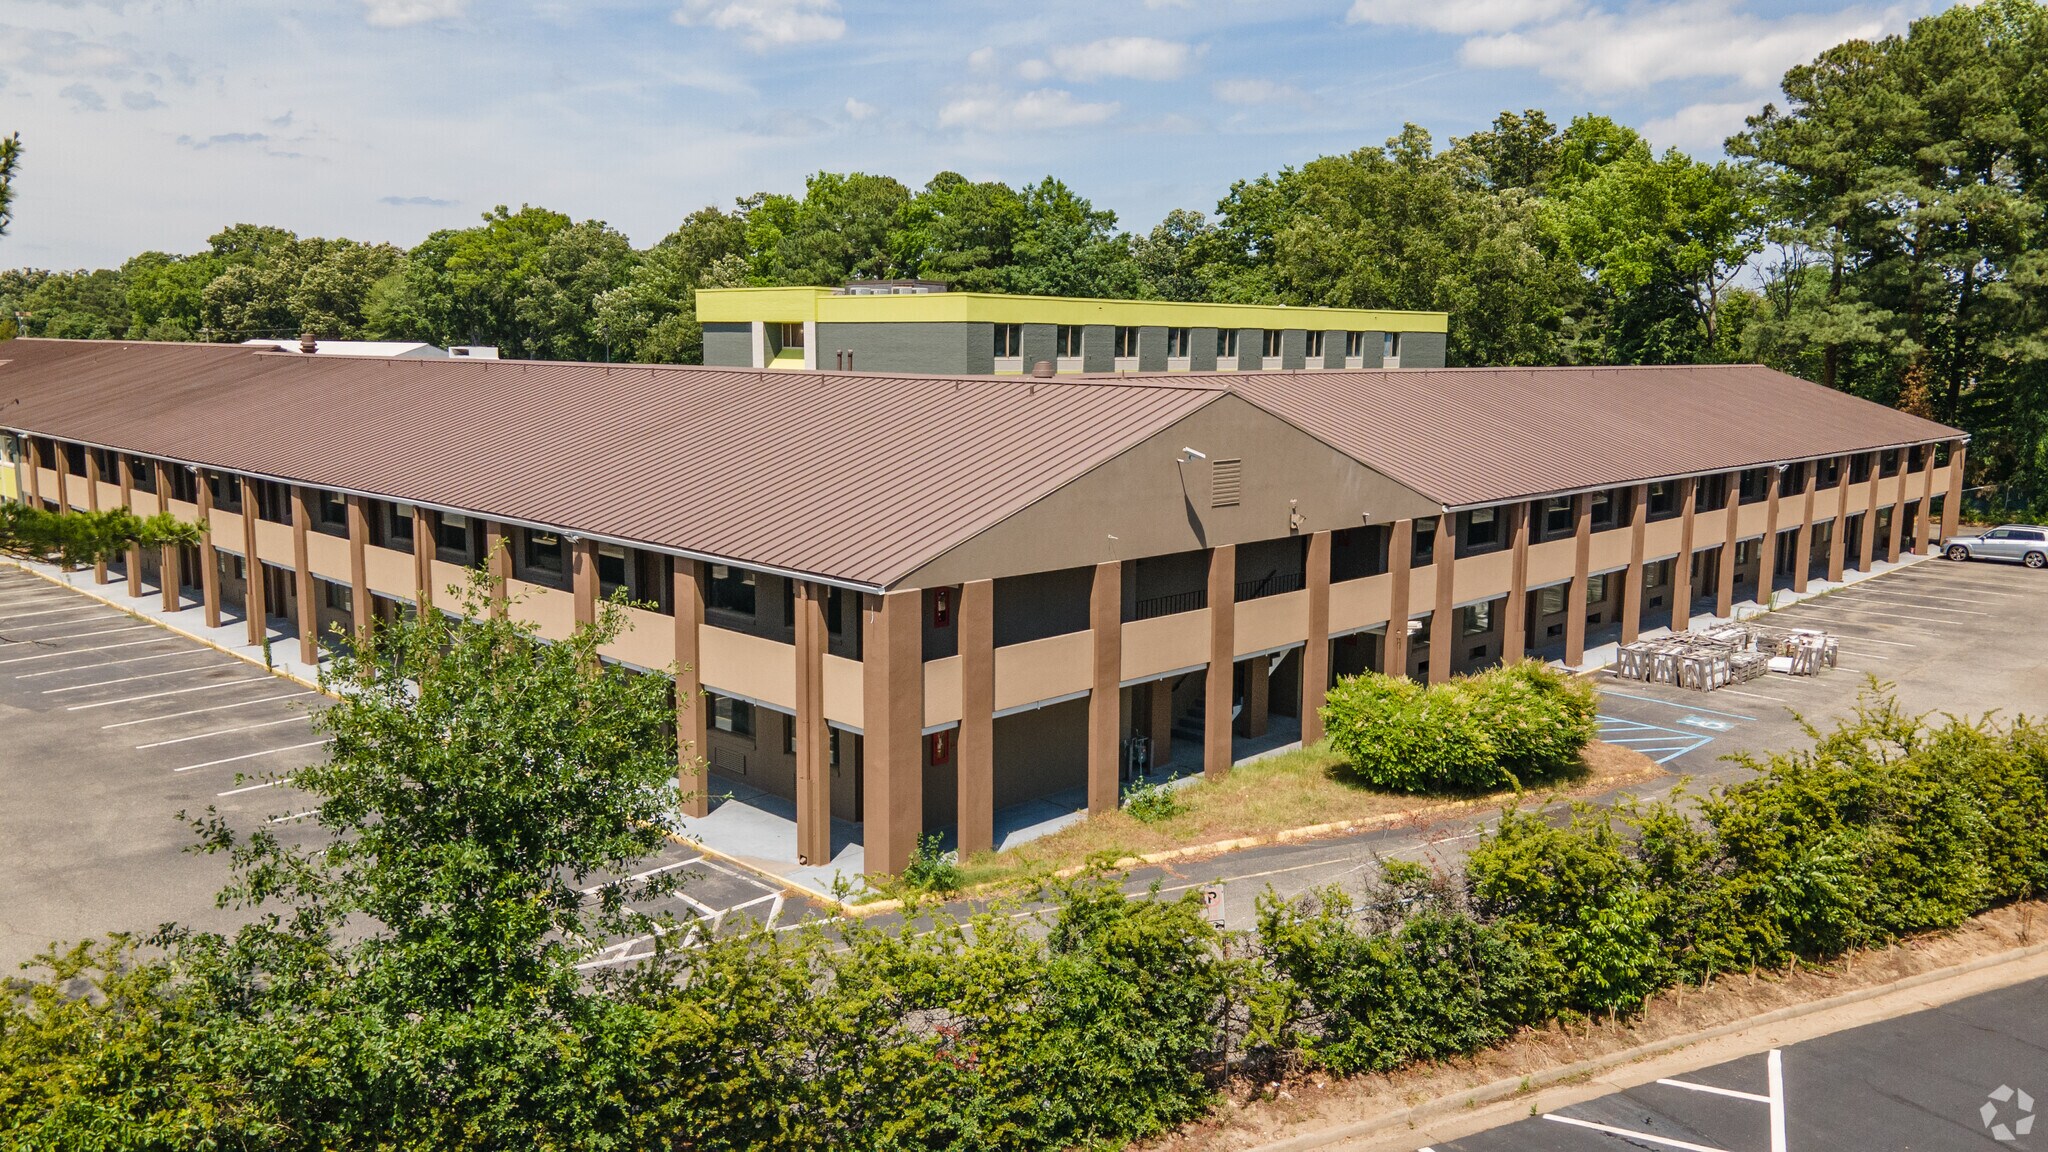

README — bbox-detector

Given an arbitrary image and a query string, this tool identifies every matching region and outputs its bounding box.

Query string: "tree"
[0,132,19,239]
[890,171,1026,288]
[1002,176,1138,298]
[593,206,746,363]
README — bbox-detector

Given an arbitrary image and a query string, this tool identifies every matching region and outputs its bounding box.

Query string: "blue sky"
[3,0,1963,268]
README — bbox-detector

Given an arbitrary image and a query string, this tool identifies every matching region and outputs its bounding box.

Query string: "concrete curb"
[658,826,849,913]
[1243,936,2048,1152]
[2,558,330,697]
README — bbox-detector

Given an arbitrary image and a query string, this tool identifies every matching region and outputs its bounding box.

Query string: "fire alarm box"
[929,730,953,765]
[933,587,952,628]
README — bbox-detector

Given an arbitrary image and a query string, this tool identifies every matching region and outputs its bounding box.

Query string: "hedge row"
[1319,660,1599,792]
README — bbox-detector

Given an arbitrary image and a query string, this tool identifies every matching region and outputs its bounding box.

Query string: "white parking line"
[0,604,103,622]
[173,740,329,773]
[0,637,174,665]
[19,649,217,678]
[66,676,276,710]
[268,809,319,823]
[218,777,292,796]
[1787,607,1952,627]
[1655,1077,1772,1104]
[101,690,317,728]
[136,715,306,749]
[1718,688,1789,703]
[42,663,238,694]
[1830,596,1988,615]
[1542,1114,1732,1152]
[3,614,130,634]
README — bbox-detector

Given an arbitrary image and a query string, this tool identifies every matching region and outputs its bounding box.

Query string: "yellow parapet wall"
[696,286,1449,333]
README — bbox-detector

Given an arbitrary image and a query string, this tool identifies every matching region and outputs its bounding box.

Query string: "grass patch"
[954,739,1662,890]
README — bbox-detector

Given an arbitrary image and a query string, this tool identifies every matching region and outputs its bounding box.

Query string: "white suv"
[1943,524,2048,569]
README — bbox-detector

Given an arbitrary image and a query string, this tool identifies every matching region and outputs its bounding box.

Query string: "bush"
[1122,778,1184,824]
[0,504,200,569]
[1319,660,1596,793]
[900,833,965,893]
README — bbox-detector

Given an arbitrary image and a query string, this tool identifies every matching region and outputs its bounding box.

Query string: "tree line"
[3,1,2044,502]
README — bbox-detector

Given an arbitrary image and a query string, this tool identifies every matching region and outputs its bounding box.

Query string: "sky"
[2,0,1968,269]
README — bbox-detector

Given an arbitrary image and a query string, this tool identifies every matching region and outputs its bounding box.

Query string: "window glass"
[1305,331,1325,359]
[1217,329,1238,358]
[1538,586,1566,616]
[523,529,565,575]
[993,323,1020,358]
[1543,498,1573,536]
[598,543,629,597]
[707,564,757,615]
[711,695,754,736]
[1461,601,1493,636]
[1056,325,1083,357]
[1587,574,1608,604]
[317,491,349,530]
[1166,327,1189,357]
[1464,507,1499,547]
[1114,326,1140,357]
[436,513,471,557]
[1261,329,1283,358]
[1590,490,1615,528]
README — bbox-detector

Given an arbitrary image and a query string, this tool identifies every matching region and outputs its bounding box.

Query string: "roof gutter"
[1,427,887,596]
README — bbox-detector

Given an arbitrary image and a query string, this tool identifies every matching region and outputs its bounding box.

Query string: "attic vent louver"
[1211,459,1242,508]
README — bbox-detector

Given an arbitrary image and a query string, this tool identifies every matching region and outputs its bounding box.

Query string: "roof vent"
[298,332,317,354]
[1030,360,1055,379]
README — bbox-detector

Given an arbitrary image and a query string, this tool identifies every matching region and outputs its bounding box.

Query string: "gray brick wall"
[702,322,752,367]
[1020,323,1057,373]
[1279,328,1307,370]
[1081,324,1115,373]
[1359,330,1386,369]
[1137,325,1169,371]
[1322,329,1348,368]
[1189,327,1219,371]
[1235,328,1262,371]
[1401,331,1447,368]
[816,322,994,374]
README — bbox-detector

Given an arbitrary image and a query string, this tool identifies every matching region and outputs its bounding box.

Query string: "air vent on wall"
[1211,458,1242,508]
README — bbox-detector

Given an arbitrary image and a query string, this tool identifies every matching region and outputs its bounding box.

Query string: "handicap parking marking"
[1597,715,1717,765]
[1601,690,1758,722]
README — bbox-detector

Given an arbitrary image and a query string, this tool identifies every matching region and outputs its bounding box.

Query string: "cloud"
[59,81,106,111]
[1642,98,1765,153]
[1346,0,1576,35]
[1144,0,1192,8]
[967,46,997,71]
[174,131,302,159]
[0,25,143,79]
[120,89,164,110]
[1212,77,1305,106]
[843,96,875,121]
[1039,36,1193,82]
[938,87,1118,131]
[360,0,467,28]
[380,194,458,207]
[672,0,844,49]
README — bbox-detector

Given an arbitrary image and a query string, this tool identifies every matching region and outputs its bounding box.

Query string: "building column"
[23,437,40,505]
[572,536,598,628]
[241,477,265,645]
[52,443,70,513]
[862,588,923,876]
[1859,453,1881,572]
[1718,474,1742,618]
[1300,530,1332,744]
[1790,463,1818,592]
[1204,545,1236,779]
[84,449,107,584]
[1887,459,1910,562]
[1919,450,1940,551]
[346,494,370,642]
[957,578,994,859]
[290,486,318,665]
[197,470,221,628]
[1827,457,1851,582]
[1087,560,1121,815]
[485,521,510,617]
[1942,440,1968,543]
[1384,521,1413,677]
[1670,478,1698,634]
[118,455,141,598]
[1501,504,1530,663]
[412,506,433,614]
[793,581,831,868]
[1757,472,1783,605]
[1147,680,1174,765]
[674,560,708,819]
[1427,514,1456,684]
[158,463,181,612]
[1564,493,1592,667]
[1620,484,1649,645]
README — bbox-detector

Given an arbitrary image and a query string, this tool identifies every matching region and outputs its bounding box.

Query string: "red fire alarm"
[933,587,952,628]
[929,730,953,765]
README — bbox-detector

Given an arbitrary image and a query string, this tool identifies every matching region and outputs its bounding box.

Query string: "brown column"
[1300,529,1332,743]
[412,506,433,614]
[1087,560,1121,815]
[52,443,70,512]
[1564,493,1592,667]
[290,486,318,664]
[1827,458,1850,582]
[85,450,107,584]
[674,560,709,818]
[1791,464,1818,592]
[1204,544,1236,778]
[793,581,831,867]
[1620,484,1649,644]
[197,470,221,628]
[1240,655,1270,736]
[957,577,994,858]
[1384,521,1413,677]
[346,494,370,642]
[1718,474,1742,618]
[572,537,598,628]
[119,456,141,598]
[1919,450,1939,551]
[1942,440,1968,543]
[23,438,40,505]
[1501,504,1530,663]
[862,588,923,876]
[485,521,510,617]
[1670,478,1698,634]
[158,463,181,612]
[1888,459,1909,562]
[241,477,265,645]
[1757,471,1783,605]
[1427,514,1455,683]
[1148,680,1174,765]
[1860,454,1881,572]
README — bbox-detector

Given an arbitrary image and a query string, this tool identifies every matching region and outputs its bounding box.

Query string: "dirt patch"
[1144,899,2048,1151]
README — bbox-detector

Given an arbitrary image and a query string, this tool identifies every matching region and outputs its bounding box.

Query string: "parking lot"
[1424,974,2047,1151]
[0,564,809,972]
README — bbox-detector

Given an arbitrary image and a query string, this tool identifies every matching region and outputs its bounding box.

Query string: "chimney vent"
[298,332,317,354]
[1030,359,1055,379]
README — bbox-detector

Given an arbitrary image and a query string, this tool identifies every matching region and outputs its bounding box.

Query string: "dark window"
[1698,474,1730,512]
[706,564,757,615]
[127,456,157,493]
[1738,468,1771,503]
[1055,325,1083,358]
[710,695,754,737]
[1850,454,1872,483]
[993,323,1020,358]
[1879,450,1901,478]
[323,580,352,613]
[1647,482,1677,519]
[1260,329,1283,358]
[1412,517,1437,567]
[519,528,568,584]
[1344,331,1365,359]
[1778,463,1805,498]
[598,544,629,599]
[255,480,292,524]
[1590,490,1618,530]
[205,471,241,513]
[168,467,199,503]
[1304,330,1325,359]
[63,444,87,477]
[1217,329,1238,358]
[315,491,349,536]
[1541,498,1574,538]
[1908,444,1926,471]
[1818,458,1842,489]
[1166,327,1190,357]
[1114,326,1140,358]
[434,512,474,564]
[1461,507,1499,550]
[378,502,415,550]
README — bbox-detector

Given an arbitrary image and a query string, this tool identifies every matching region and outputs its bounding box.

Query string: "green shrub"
[1319,661,1595,793]
[901,833,965,893]
[0,504,200,569]
[1122,778,1184,824]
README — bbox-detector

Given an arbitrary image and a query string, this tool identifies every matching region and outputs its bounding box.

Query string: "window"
[522,529,567,578]
[1463,507,1499,549]
[1413,517,1437,566]
[255,480,291,524]
[1304,330,1325,359]
[1217,329,1238,358]
[1818,458,1842,489]
[1460,601,1493,636]
[1850,454,1873,483]
[63,444,86,476]
[206,471,241,513]
[1383,332,1402,360]
[1542,497,1574,537]
[382,502,415,548]
[128,456,156,493]
[993,323,1021,358]
[598,543,630,598]
[1778,463,1804,498]
[323,580,352,613]
[1646,559,1669,588]
[710,695,754,737]
[1344,331,1365,359]
[315,490,349,535]
[778,322,804,349]
[1587,574,1608,604]
[1114,326,1140,358]
[1590,490,1616,529]
[706,564,757,615]
[1879,449,1901,478]
[1165,327,1190,357]
[1699,474,1730,512]
[435,512,473,563]
[1260,329,1283,359]
[1055,325,1084,358]
[1538,586,1566,616]
[1739,468,1771,503]
[1647,482,1677,519]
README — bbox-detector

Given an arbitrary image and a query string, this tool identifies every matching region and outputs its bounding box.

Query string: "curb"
[657,825,848,913]
[2,559,331,697]
[1245,936,2048,1152]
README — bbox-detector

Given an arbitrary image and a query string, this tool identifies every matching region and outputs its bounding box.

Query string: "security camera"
[1179,447,1207,462]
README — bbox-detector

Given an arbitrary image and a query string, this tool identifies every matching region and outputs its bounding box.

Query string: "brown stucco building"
[1,339,1967,875]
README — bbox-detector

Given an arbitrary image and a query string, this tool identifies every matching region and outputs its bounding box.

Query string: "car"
[1943,523,2048,569]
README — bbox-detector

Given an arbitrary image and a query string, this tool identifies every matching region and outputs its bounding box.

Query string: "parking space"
[1425,974,2047,1151]
[1590,557,2048,784]
[0,565,812,970]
